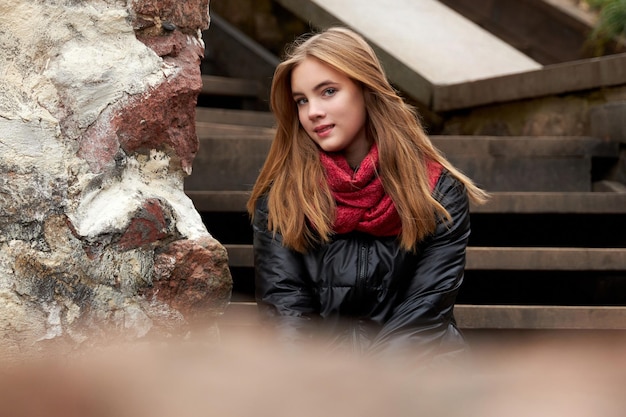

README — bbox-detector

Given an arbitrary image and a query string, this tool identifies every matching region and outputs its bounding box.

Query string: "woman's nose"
[307,100,325,120]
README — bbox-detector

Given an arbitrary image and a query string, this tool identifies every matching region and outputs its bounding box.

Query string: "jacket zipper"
[352,242,369,354]
[356,243,368,295]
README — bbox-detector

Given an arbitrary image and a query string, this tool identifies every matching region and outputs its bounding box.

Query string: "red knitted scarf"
[319,143,442,236]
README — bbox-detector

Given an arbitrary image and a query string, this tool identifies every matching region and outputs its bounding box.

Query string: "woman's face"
[291,57,369,166]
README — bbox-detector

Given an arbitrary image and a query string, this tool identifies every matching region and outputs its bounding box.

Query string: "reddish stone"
[146,237,232,322]
[78,3,206,174]
[116,29,203,174]
[78,32,202,174]
[78,118,121,173]
[116,199,177,250]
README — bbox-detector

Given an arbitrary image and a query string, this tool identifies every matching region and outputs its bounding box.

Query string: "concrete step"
[218,301,626,331]
[186,190,250,212]
[274,0,541,108]
[188,134,616,192]
[222,244,626,271]
[436,136,618,191]
[194,125,617,157]
[273,0,626,112]
[186,136,271,192]
[434,136,617,158]
[456,305,626,330]
[196,108,275,128]
[465,247,626,271]
[200,75,263,98]
[434,52,626,111]
[471,192,626,214]
[438,0,601,65]
[195,119,272,139]
[198,75,269,111]
[195,122,274,140]
[185,190,626,214]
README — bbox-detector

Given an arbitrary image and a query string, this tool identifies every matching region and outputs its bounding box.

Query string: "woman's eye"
[295,97,308,105]
[323,88,337,96]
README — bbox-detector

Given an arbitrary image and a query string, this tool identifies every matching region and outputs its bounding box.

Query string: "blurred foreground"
[1,327,625,417]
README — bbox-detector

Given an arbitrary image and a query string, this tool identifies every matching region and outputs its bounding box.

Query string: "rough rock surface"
[0,0,231,357]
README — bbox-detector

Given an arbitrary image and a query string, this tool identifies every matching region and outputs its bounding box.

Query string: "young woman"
[246,27,488,361]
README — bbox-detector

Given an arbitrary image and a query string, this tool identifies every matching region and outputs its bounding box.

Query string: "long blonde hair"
[247,27,487,253]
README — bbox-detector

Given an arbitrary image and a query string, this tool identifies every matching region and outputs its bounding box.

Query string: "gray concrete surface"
[275,0,542,105]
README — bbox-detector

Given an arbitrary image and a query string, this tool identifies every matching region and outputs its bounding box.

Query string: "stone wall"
[440,85,626,137]
[0,0,231,357]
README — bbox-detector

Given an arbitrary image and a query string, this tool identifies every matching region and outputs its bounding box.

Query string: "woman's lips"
[314,124,334,137]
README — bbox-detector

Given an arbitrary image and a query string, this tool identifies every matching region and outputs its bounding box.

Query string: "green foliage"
[585,0,626,54]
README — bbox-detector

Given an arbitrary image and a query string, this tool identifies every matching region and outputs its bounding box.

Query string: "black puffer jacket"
[252,170,470,359]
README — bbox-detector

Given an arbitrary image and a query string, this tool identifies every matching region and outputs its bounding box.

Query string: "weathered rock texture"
[439,85,626,137]
[0,0,231,356]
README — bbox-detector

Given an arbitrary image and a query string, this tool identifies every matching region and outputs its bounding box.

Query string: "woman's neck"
[344,140,373,171]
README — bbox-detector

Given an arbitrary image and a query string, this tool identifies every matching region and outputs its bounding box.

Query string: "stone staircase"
[188,102,626,338]
[191,5,626,340]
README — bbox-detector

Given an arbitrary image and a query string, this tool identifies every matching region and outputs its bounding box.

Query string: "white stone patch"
[123,300,153,338]
[64,301,82,326]
[0,119,72,223]
[0,289,48,346]
[37,301,64,341]
[196,29,206,49]
[0,251,16,292]
[68,150,209,241]
[0,119,65,173]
